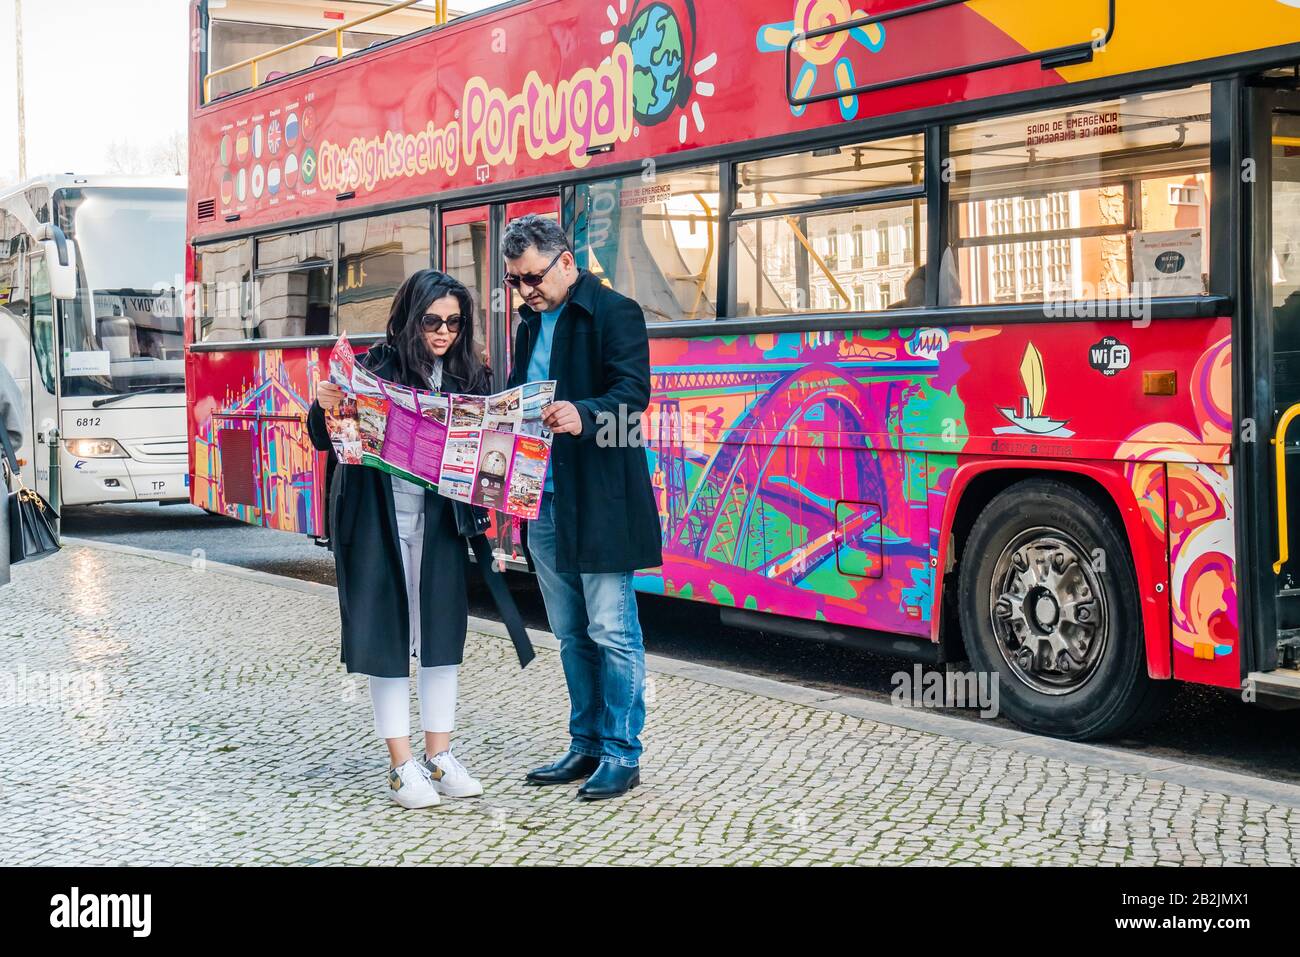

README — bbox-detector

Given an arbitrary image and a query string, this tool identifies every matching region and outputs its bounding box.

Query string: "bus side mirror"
[37,224,78,301]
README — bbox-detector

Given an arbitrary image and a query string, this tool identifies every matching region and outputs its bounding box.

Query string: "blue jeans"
[529,492,645,768]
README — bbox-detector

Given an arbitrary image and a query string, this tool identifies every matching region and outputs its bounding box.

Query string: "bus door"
[1251,80,1300,675]
[500,197,561,387]
[442,206,494,379]
[26,251,58,501]
[441,196,559,562]
[441,197,561,385]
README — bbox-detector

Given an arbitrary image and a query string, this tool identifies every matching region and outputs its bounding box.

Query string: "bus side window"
[254,226,336,339]
[197,238,254,342]
[732,132,927,318]
[28,255,55,393]
[946,85,1213,306]
[338,210,430,335]
[0,218,33,389]
[574,165,721,323]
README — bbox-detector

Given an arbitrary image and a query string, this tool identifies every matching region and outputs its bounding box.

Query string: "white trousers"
[369,500,458,739]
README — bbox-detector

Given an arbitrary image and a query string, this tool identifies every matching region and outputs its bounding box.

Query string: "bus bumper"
[61,452,189,506]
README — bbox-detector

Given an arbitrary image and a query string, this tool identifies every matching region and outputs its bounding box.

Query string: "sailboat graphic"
[995,343,1074,436]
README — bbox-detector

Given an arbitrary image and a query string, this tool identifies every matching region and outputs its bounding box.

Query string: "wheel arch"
[931,458,1172,681]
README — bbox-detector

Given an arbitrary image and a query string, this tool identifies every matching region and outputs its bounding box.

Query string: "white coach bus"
[0,175,188,507]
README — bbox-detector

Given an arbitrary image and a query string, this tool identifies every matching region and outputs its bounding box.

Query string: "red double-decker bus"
[185,0,1300,738]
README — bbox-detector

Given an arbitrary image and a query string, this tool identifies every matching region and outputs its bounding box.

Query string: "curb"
[61,535,1300,810]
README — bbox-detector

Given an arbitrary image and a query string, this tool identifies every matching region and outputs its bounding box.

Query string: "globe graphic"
[629,3,685,124]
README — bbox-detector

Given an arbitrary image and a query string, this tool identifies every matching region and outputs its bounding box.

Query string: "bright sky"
[0,0,506,188]
[0,0,191,186]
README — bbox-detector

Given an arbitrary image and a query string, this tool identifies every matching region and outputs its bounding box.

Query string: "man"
[502,214,662,800]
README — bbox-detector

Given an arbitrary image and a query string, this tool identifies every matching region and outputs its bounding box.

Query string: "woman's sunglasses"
[504,250,565,289]
[421,314,465,333]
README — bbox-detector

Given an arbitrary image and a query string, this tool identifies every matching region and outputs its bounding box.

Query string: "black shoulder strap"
[467,533,536,668]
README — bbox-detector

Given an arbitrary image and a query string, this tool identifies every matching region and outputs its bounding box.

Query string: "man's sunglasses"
[504,250,566,289]
[420,314,466,333]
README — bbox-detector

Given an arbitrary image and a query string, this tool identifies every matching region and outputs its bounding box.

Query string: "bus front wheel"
[957,477,1171,741]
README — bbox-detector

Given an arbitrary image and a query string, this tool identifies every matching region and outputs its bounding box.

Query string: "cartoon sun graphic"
[757,0,885,121]
[600,0,719,144]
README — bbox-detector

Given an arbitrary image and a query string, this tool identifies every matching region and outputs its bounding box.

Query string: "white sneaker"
[422,748,484,798]
[388,757,440,809]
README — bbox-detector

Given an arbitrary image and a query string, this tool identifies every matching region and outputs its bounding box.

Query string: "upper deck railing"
[202,0,448,105]
[785,0,1117,110]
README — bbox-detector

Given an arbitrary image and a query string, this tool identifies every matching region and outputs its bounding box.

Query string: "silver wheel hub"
[989,528,1108,695]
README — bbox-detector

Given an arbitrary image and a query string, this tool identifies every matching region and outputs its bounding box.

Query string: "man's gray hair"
[501,214,570,260]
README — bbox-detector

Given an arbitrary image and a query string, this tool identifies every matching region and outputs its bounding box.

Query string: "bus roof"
[188,0,1300,242]
[0,174,186,206]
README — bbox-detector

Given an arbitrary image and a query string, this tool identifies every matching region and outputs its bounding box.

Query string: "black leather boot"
[525,752,601,786]
[577,762,640,800]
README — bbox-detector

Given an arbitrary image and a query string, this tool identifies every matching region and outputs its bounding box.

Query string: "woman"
[308,270,494,810]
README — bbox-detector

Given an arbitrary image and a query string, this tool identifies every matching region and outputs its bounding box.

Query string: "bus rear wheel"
[957,478,1171,741]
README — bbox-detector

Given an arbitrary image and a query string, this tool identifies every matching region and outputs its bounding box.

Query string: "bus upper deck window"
[203,5,444,102]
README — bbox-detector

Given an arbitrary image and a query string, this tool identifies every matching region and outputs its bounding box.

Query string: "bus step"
[1280,628,1300,668]
[1246,668,1300,708]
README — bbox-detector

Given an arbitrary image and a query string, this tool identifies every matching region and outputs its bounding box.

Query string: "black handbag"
[1,426,60,565]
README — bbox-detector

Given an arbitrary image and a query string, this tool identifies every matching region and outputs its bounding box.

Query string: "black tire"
[957,477,1172,740]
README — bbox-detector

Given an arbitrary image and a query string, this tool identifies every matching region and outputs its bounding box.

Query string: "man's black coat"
[509,270,663,574]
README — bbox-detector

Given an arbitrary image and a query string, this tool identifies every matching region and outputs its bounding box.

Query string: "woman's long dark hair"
[385,270,490,393]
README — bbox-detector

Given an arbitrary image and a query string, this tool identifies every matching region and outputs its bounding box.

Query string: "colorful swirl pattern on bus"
[186,315,1240,688]
[632,318,1238,685]
[1118,335,1238,687]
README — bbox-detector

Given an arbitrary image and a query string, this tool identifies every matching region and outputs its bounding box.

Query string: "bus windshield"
[57,187,185,398]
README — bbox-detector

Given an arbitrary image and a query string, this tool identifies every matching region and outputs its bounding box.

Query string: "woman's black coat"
[307,342,497,678]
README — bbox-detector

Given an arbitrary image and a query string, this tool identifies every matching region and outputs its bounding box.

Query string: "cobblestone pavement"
[3,544,1300,866]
